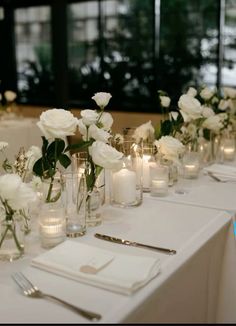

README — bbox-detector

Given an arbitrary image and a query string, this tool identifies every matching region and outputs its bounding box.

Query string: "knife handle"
[94,233,121,243]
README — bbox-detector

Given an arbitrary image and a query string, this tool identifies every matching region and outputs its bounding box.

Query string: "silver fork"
[12,272,102,321]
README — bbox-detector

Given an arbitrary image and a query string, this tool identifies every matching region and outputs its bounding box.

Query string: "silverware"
[207,171,225,182]
[94,233,177,255]
[12,272,102,321]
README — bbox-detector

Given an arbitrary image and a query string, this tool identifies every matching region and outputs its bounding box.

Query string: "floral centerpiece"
[33,108,78,203]
[0,173,37,260]
[69,92,123,188]
[66,92,123,225]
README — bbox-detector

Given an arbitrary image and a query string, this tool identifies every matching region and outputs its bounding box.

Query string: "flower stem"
[46,176,54,202]
[10,223,24,252]
[0,224,9,248]
[0,222,23,253]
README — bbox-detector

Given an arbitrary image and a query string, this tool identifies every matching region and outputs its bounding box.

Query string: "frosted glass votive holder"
[150,164,169,197]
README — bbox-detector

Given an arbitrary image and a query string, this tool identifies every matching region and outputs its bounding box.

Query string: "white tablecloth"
[152,170,236,212]
[0,118,42,163]
[0,198,235,323]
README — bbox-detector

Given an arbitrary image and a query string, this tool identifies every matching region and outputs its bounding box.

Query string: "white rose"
[89,141,123,170]
[37,108,78,139]
[229,99,236,114]
[202,106,215,117]
[218,99,230,111]
[92,92,112,108]
[178,94,202,122]
[186,123,197,139]
[160,95,171,108]
[199,87,214,100]
[25,146,42,172]
[169,111,179,121]
[88,124,111,143]
[4,90,17,102]
[77,119,87,140]
[202,115,224,133]
[81,109,98,126]
[0,174,37,210]
[223,87,236,99]
[0,141,9,151]
[212,96,219,104]
[154,136,185,163]
[133,120,155,143]
[99,112,113,130]
[186,87,197,97]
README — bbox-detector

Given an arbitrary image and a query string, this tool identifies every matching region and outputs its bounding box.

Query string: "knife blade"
[94,233,177,255]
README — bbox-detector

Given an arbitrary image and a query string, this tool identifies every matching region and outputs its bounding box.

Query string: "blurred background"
[0,0,235,114]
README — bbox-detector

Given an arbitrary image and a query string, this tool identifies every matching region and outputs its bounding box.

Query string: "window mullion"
[51,0,68,108]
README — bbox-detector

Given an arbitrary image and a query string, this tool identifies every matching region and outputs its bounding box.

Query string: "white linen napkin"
[204,163,236,181]
[31,240,161,295]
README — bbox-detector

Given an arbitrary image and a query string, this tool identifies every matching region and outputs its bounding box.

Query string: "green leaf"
[95,166,103,178]
[155,125,161,140]
[33,158,44,177]
[65,139,93,152]
[42,136,49,156]
[47,139,65,160]
[161,120,172,136]
[59,154,71,168]
[86,173,96,192]
[203,128,211,141]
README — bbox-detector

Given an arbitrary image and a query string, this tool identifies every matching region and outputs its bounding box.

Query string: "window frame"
[0,0,232,112]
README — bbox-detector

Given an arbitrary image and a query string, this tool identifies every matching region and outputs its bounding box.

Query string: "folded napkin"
[204,163,236,181]
[31,240,161,295]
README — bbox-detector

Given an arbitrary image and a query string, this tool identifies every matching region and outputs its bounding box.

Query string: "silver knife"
[94,233,177,255]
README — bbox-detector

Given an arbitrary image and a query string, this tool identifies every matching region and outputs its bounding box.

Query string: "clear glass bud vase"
[72,152,105,227]
[0,214,25,261]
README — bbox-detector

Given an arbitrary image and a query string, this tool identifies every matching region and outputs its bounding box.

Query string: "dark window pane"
[67,1,100,104]
[223,0,236,86]
[158,0,218,101]
[68,0,155,111]
[14,6,54,104]
[102,0,155,109]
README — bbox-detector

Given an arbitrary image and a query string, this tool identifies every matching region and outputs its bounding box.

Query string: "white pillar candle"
[112,168,136,204]
[142,154,151,189]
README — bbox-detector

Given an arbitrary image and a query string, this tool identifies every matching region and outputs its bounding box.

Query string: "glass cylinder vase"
[40,172,63,205]
[72,152,104,227]
[142,142,156,192]
[62,171,87,237]
[0,213,25,261]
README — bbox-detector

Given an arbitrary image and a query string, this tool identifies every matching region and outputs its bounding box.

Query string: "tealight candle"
[151,179,168,197]
[183,152,200,179]
[112,168,136,205]
[224,147,235,161]
[183,163,199,179]
[149,164,169,197]
[39,206,66,248]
